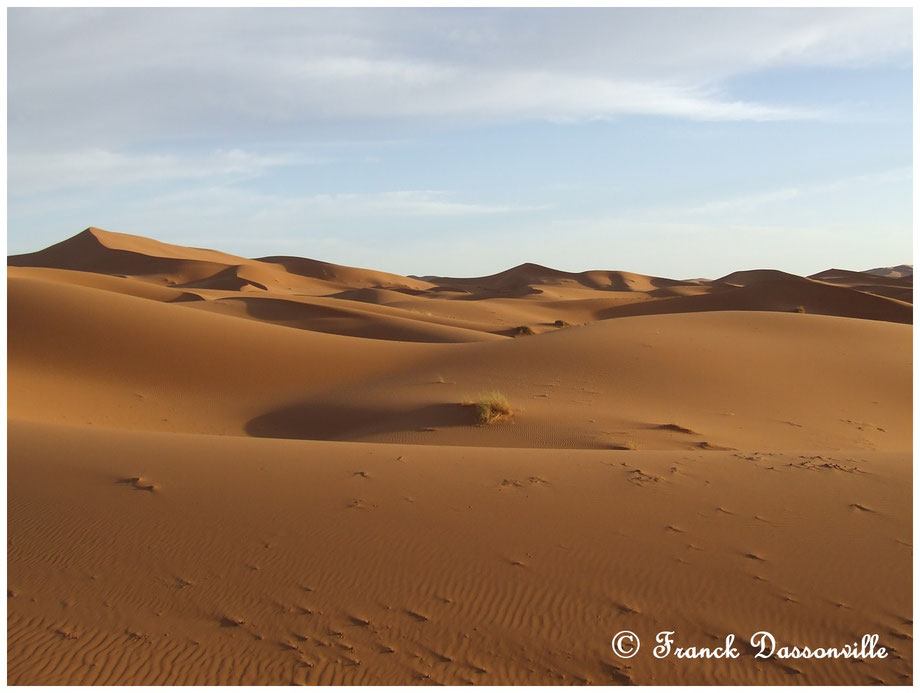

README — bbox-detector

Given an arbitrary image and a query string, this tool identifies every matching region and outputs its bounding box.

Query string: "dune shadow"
[330,288,426,304]
[410,283,545,301]
[219,296,346,321]
[246,401,478,441]
[595,279,913,324]
[167,291,207,303]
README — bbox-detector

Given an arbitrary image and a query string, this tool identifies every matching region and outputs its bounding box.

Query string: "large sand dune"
[7,228,913,684]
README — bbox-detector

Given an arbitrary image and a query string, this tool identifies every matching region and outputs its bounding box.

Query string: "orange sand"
[7,228,912,684]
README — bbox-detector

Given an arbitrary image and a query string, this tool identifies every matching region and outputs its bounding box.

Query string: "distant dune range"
[7,228,912,684]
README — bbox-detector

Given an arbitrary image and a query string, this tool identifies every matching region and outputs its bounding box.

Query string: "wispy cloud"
[297,190,549,218]
[8,8,909,149]
[683,167,912,216]
[149,187,548,222]
[9,148,310,195]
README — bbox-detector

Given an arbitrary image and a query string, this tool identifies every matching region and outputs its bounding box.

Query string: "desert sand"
[7,227,913,684]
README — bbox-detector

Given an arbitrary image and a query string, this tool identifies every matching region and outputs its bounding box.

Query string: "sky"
[6,7,914,279]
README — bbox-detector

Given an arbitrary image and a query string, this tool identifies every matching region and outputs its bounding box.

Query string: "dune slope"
[8,421,912,685]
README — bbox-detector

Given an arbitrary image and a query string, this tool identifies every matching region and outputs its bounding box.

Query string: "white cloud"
[296,190,549,218]
[686,187,806,216]
[683,167,912,216]
[341,70,820,122]
[7,8,909,149]
[8,148,308,195]
[151,187,547,221]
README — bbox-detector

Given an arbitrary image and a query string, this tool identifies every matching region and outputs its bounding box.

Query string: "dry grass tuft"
[466,391,513,424]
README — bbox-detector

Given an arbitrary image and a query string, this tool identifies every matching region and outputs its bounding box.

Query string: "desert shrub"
[467,391,513,424]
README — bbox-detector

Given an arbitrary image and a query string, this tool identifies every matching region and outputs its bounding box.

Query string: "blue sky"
[7,8,913,279]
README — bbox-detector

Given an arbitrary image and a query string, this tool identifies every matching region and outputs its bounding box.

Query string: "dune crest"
[9,228,912,336]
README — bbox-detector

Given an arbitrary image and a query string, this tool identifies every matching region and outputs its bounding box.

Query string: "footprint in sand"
[116,476,157,492]
[405,609,429,622]
[627,469,660,486]
[603,662,634,684]
[657,423,698,434]
[697,441,735,451]
[55,628,79,640]
[607,441,636,451]
[499,479,525,489]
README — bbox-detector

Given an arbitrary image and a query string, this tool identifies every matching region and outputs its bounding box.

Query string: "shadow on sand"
[246,401,478,441]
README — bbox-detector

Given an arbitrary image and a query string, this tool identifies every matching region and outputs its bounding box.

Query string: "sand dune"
[595,277,912,324]
[417,262,703,294]
[8,227,246,284]
[11,273,908,448]
[7,228,913,684]
[187,295,503,343]
[716,268,808,286]
[808,268,914,303]
[864,264,913,279]
[260,255,436,292]
[10,228,912,337]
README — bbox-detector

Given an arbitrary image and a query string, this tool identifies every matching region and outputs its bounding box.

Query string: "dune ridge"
[9,228,911,333]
